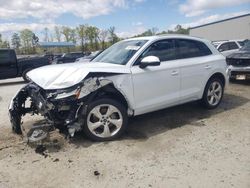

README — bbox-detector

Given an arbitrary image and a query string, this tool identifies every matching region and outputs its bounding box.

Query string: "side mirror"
[139,56,161,69]
[218,48,224,52]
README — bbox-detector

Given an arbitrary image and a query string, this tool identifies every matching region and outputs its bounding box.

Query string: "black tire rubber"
[10,112,22,134]
[82,98,128,141]
[202,77,224,109]
[22,69,31,82]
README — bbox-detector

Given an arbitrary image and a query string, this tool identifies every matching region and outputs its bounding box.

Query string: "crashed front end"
[9,77,112,140]
[226,52,250,80]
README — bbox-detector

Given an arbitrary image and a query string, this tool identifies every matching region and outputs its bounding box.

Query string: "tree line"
[1,24,189,55]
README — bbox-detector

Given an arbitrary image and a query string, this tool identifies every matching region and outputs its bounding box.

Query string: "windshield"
[92,40,147,65]
[240,41,250,51]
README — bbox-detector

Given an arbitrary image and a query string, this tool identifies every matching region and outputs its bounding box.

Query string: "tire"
[10,111,22,134]
[82,98,128,141]
[202,77,224,109]
[22,69,32,82]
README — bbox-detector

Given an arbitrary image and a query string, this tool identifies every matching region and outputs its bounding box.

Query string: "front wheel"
[202,78,224,109]
[82,98,128,141]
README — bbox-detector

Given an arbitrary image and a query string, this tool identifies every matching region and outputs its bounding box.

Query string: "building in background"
[190,13,250,41]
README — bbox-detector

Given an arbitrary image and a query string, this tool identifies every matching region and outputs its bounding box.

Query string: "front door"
[130,39,181,115]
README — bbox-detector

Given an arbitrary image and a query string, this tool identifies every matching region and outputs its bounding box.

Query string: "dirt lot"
[0,78,249,188]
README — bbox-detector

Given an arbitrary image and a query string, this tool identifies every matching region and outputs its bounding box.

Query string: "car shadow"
[70,93,249,148]
[0,80,25,87]
[229,80,250,85]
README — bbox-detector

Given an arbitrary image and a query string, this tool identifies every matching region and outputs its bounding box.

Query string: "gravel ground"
[0,78,249,188]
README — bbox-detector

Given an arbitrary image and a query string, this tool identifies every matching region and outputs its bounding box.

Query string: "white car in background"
[9,35,228,141]
[212,40,244,56]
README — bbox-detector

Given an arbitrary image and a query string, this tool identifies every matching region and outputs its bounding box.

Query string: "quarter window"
[176,39,212,59]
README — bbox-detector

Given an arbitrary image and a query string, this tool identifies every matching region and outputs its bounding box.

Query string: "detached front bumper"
[227,65,250,80]
[8,86,29,134]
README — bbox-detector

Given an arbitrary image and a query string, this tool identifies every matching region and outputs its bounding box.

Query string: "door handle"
[205,65,212,69]
[171,70,179,76]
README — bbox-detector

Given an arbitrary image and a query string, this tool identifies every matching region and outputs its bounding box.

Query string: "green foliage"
[76,24,87,52]
[11,33,21,50]
[166,25,190,35]
[108,27,119,44]
[1,23,189,55]
[85,26,100,51]
[61,26,72,42]
[0,33,10,48]
[54,26,62,42]
[134,25,189,37]
[20,29,36,54]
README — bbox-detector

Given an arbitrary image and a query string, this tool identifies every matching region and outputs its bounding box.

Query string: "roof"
[190,13,250,30]
[126,34,206,41]
[38,42,75,48]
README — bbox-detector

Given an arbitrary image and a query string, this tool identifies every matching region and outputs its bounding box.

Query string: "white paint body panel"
[131,60,180,115]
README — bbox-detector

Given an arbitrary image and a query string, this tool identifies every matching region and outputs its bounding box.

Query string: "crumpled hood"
[27,62,130,90]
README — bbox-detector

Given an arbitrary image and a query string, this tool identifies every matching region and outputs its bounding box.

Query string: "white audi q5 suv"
[9,35,228,141]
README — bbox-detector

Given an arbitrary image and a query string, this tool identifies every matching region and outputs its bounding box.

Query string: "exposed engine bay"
[8,77,122,142]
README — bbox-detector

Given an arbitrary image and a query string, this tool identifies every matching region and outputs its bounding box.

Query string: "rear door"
[0,50,17,79]
[175,39,213,102]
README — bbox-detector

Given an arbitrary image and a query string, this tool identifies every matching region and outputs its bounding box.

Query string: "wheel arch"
[202,72,226,97]
[208,72,226,87]
[89,84,132,115]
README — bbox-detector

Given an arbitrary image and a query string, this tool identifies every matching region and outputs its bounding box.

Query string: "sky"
[0,0,249,41]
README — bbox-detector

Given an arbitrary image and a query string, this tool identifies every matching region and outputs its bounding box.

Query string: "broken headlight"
[46,85,81,100]
[53,87,81,100]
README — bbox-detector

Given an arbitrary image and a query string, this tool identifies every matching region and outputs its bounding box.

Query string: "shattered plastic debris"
[35,145,48,158]
[53,158,59,162]
[94,171,100,176]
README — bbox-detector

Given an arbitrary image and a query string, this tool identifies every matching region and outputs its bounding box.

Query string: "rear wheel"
[202,78,224,109]
[82,98,127,141]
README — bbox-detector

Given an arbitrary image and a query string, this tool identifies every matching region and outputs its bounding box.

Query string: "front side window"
[218,43,230,52]
[138,39,176,62]
[92,40,147,65]
[176,39,212,59]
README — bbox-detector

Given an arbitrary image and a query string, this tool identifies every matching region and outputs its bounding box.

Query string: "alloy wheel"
[207,81,222,106]
[87,104,123,138]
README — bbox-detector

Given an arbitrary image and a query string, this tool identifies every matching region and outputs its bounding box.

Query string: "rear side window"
[0,50,10,64]
[176,39,212,59]
[140,39,176,62]
[228,42,238,50]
